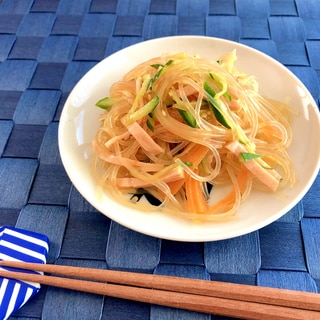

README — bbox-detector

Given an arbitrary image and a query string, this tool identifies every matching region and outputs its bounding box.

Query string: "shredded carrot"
[185,173,209,213]
[167,178,185,194]
[208,168,250,214]
[180,144,210,168]
[169,145,211,213]
[167,144,209,194]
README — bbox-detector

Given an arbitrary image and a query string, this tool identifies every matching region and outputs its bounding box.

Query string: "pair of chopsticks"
[0,260,319,320]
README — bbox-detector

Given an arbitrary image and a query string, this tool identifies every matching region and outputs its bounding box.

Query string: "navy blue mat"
[0,0,319,319]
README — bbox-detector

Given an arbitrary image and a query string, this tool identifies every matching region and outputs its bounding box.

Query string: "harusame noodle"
[92,51,297,220]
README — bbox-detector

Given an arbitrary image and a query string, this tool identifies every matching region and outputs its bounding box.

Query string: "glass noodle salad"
[92,51,297,220]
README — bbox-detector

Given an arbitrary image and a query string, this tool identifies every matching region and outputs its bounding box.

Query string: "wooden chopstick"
[0,261,319,320]
[1,260,319,312]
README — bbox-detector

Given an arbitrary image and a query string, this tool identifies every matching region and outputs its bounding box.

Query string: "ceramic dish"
[58,36,320,241]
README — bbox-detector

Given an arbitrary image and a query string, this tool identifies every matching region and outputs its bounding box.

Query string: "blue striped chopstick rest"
[0,226,49,320]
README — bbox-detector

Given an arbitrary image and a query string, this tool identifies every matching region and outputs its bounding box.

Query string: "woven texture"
[0,0,319,319]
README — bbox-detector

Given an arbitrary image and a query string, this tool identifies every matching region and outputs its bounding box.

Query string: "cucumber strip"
[96,97,121,110]
[224,91,232,102]
[146,115,155,132]
[150,63,164,69]
[204,82,250,145]
[130,75,151,114]
[123,96,159,125]
[240,152,263,162]
[148,59,173,89]
[178,109,197,128]
[210,98,231,129]
[204,82,231,129]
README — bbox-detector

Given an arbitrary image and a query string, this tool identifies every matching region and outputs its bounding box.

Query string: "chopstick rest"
[0,226,49,320]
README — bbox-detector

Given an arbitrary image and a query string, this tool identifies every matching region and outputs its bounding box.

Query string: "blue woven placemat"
[0,0,319,319]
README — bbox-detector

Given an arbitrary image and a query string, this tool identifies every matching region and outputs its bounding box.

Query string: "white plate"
[58,36,320,242]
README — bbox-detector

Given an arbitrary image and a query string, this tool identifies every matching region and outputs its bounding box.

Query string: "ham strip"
[92,141,164,172]
[226,141,281,192]
[116,166,185,188]
[126,121,164,155]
